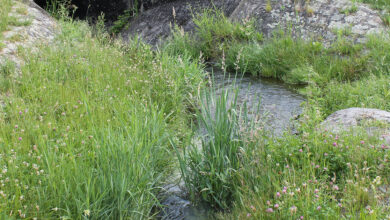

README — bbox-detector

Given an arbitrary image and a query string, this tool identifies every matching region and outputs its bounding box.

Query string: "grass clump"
[176,88,261,210]
[164,9,262,60]
[110,7,138,34]
[0,0,13,33]
[0,13,204,219]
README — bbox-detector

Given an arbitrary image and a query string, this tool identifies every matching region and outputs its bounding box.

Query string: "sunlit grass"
[0,16,204,218]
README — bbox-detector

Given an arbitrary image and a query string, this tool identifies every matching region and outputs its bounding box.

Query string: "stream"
[160,69,305,220]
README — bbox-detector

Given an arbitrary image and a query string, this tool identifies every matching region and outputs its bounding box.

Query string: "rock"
[121,0,387,46]
[229,0,386,45]
[0,0,57,69]
[121,0,240,45]
[321,108,390,145]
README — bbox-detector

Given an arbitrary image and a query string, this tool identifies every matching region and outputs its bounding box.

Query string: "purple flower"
[266,208,274,213]
[274,204,279,208]
[360,140,365,145]
[290,206,297,214]
[333,142,337,147]
[317,206,321,211]
[276,192,281,197]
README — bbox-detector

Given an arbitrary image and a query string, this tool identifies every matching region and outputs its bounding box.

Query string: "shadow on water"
[159,67,306,220]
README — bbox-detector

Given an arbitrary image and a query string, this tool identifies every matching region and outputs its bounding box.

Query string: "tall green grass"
[175,87,262,210]
[0,15,204,219]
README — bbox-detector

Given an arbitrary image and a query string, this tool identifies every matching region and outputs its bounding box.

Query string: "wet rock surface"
[0,0,57,68]
[321,108,390,144]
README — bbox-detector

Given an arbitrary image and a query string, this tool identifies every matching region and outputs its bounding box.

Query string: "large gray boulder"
[121,0,387,45]
[321,108,390,145]
[230,0,385,44]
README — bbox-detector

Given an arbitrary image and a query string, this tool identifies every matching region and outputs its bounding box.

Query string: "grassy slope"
[0,15,204,219]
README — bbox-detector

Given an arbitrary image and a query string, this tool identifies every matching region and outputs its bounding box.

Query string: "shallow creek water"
[160,70,305,219]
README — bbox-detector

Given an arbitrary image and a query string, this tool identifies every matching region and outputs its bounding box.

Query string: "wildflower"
[314,189,319,194]
[286,164,289,168]
[246,213,251,218]
[52,207,58,211]
[324,153,328,156]
[299,149,303,153]
[290,206,297,214]
[373,176,381,185]
[250,205,256,211]
[266,201,271,206]
[296,188,301,193]
[333,185,339,191]
[14,125,18,129]
[317,206,321,211]
[323,167,328,171]
[300,216,304,220]
[360,140,365,145]
[274,204,279,209]
[302,183,307,187]
[83,209,90,216]
[18,137,22,141]
[276,192,281,197]
[333,142,337,147]
[19,111,22,115]
[266,208,273,213]
[338,203,342,207]
[315,165,320,169]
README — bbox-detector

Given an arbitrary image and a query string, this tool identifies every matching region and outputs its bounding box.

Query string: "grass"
[0,0,13,48]
[175,88,261,210]
[165,8,390,219]
[1,2,390,219]
[0,13,204,219]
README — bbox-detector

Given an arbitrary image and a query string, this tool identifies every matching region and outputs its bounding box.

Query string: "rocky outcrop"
[121,0,387,45]
[321,108,390,145]
[230,0,386,44]
[0,0,57,68]
[121,0,241,45]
